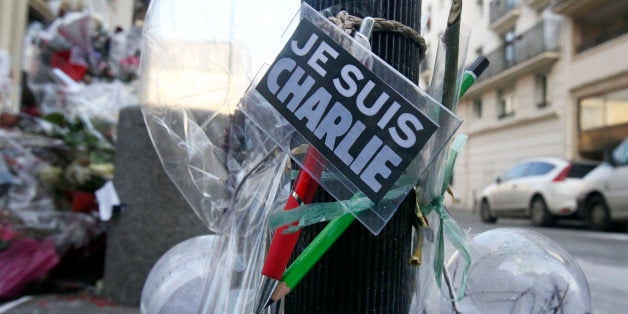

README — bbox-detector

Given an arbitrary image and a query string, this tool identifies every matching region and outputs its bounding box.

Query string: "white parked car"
[577,139,628,230]
[480,157,598,226]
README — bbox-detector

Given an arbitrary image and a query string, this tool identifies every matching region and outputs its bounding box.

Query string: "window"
[579,86,628,131]
[568,163,598,178]
[575,1,628,53]
[526,162,555,176]
[473,98,483,118]
[503,30,516,67]
[501,163,530,181]
[498,88,516,119]
[535,74,549,108]
[506,0,518,8]
[612,140,628,166]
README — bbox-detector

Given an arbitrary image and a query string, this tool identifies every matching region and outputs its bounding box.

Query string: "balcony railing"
[489,0,519,25]
[576,16,628,52]
[477,20,560,82]
[553,0,607,16]
[526,0,551,11]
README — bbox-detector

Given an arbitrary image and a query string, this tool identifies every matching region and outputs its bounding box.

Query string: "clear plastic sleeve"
[139,0,461,311]
[239,3,462,234]
[417,22,470,205]
[139,1,297,307]
[24,10,141,118]
[139,6,294,310]
[0,130,105,253]
[140,0,299,235]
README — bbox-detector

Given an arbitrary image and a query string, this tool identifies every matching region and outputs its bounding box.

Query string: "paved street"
[3,210,627,313]
[450,209,628,314]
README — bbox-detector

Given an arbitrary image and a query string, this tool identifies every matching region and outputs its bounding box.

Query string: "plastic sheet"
[140,1,301,310]
[408,17,472,311]
[24,11,141,119]
[141,235,221,313]
[0,131,53,211]
[418,22,470,205]
[139,0,461,311]
[140,0,299,235]
[239,3,462,234]
[0,130,105,253]
[443,228,591,313]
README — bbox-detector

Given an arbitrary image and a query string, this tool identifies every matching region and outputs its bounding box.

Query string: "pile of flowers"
[0,7,140,299]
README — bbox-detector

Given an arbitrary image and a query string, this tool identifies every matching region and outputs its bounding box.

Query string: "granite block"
[103,106,207,306]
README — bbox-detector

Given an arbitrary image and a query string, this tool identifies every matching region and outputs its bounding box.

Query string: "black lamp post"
[284,1,423,312]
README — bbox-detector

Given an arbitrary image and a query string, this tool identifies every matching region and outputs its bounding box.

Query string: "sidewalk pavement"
[0,292,138,314]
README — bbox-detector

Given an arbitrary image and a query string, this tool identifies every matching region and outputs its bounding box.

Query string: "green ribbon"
[269,191,372,233]
[268,185,410,233]
[272,134,472,302]
[419,134,470,302]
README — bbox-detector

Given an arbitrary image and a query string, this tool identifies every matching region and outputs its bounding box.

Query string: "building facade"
[420,0,628,210]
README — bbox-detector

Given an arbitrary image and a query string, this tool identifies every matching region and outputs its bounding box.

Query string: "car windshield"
[612,139,628,166]
[502,163,530,180]
[568,163,598,178]
[526,162,555,176]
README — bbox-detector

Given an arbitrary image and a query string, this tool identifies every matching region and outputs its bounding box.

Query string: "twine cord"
[327,11,427,62]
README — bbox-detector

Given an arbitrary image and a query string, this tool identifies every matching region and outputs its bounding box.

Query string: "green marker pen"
[459,56,489,98]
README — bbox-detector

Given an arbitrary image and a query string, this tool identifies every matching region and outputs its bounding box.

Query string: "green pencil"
[269,212,355,302]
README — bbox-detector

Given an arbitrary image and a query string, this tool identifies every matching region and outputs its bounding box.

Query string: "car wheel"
[530,196,554,227]
[588,196,611,231]
[480,200,496,223]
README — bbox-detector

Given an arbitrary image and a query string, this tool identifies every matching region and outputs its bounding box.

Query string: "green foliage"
[35,113,116,192]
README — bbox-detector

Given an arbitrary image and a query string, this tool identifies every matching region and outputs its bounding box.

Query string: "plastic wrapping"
[139,0,461,311]
[0,130,105,253]
[443,228,591,313]
[0,130,53,211]
[106,27,143,80]
[409,214,440,313]
[140,1,300,311]
[27,74,139,123]
[403,17,474,311]
[141,235,221,313]
[24,11,141,120]
[140,0,299,235]
[418,22,470,205]
[240,3,462,234]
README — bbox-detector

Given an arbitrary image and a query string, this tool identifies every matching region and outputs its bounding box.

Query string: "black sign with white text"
[256,18,438,203]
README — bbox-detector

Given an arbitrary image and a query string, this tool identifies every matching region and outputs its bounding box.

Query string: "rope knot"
[326,11,427,61]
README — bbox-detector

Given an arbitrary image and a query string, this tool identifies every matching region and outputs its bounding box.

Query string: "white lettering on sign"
[256,18,438,202]
[390,113,424,148]
[307,41,339,77]
[332,64,364,97]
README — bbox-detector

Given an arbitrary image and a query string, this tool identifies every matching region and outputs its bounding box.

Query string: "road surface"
[449,209,628,314]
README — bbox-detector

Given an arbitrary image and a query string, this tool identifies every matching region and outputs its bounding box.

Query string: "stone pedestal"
[103,106,207,306]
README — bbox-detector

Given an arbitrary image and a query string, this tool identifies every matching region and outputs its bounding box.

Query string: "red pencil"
[255,146,323,312]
